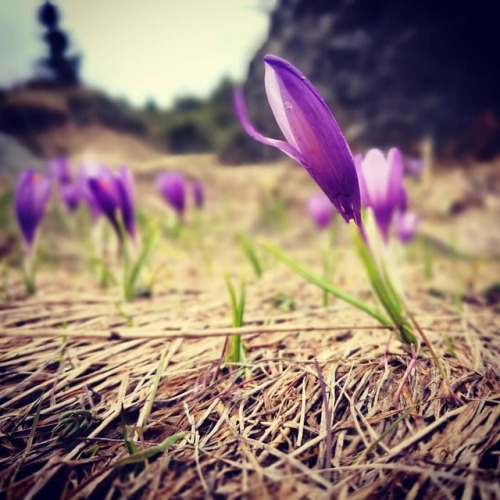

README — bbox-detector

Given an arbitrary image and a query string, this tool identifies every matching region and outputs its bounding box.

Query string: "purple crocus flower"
[78,163,102,223]
[308,192,334,230]
[14,169,52,252]
[156,172,186,217]
[59,183,80,211]
[235,54,361,225]
[395,211,419,244]
[193,180,204,209]
[354,148,407,242]
[88,166,122,237]
[88,166,136,241]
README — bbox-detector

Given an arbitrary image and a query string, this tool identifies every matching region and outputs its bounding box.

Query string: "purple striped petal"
[395,211,419,244]
[115,166,136,240]
[235,54,361,225]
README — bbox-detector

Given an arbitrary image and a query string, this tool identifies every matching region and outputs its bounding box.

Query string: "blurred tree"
[37,1,80,85]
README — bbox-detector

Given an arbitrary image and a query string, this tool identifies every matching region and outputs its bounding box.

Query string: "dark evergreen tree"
[38,1,80,85]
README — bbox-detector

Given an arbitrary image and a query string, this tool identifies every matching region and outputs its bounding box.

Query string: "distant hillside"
[0,78,252,164]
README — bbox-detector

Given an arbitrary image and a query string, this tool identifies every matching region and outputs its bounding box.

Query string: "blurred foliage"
[0,76,261,164]
[139,77,257,160]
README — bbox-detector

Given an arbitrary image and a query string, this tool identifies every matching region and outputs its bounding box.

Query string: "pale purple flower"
[14,169,52,252]
[308,192,335,230]
[395,211,419,244]
[235,54,361,225]
[156,172,186,216]
[193,180,204,209]
[354,148,407,242]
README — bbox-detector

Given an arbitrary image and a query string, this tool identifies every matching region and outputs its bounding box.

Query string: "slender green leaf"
[260,242,391,327]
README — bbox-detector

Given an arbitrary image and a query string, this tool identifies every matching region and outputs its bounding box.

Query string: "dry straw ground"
[1,155,499,498]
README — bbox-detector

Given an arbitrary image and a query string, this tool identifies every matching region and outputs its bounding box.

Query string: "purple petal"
[115,166,136,240]
[156,172,186,215]
[14,169,52,250]
[88,166,121,235]
[78,163,102,223]
[387,148,407,211]
[234,88,307,168]
[308,192,334,230]
[60,183,80,211]
[357,148,408,242]
[50,157,71,184]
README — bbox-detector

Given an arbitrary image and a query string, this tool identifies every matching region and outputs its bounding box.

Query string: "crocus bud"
[355,148,407,242]
[60,183,80,211]
[193,180,204,209]
[14,169,52,253]
[156,172,186,216]
[115,166,136,241]
[308,192,334,230]
[235,54,361,225]
[88,166,122,238]
[395,211,419,244]
[78,163,102,223]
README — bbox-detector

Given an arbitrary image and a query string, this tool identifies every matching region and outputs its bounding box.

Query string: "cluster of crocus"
[237,54,454,407]
[14,169,52,293]
[156,172,205,220]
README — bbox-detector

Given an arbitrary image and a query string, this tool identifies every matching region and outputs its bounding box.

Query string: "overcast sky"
[0,0,275,107]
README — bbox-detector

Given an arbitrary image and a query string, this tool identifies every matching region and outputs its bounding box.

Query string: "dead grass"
[0,158,499,498]
[0,268,498,499]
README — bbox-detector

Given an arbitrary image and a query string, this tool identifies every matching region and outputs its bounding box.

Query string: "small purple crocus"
[156,172,186,217]
[88,166,136,241]
[354,148,407,242]
[50,157,71,184]
[235,54,361,226]
[193,180,204,209]
[14,169,52,253]
[59,183,80,211]
[308,192,334,230]
[395,211,419,244]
